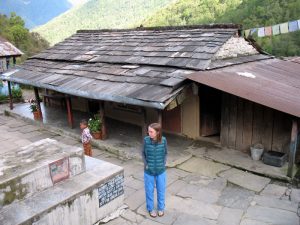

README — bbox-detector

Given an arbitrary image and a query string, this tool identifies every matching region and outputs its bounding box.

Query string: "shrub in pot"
[88,114,102,139]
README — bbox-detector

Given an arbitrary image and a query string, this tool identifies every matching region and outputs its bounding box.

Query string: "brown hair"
[149,123,162,142]
[80,119,88,126]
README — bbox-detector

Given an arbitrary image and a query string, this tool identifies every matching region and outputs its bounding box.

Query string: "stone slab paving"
[219,168,271,192]
[218,207,244,225]
[178,157,231,177]
[244,205,299,225]
[177,184,221,204]
[218,185,255,210]
[252,195,298,213]
[0,112,299,225]
[260,183,288,198]
[173,214,217,225]
[240,219,269,225]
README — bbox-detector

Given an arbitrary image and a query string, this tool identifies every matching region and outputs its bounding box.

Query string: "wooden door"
[162,105,181,133]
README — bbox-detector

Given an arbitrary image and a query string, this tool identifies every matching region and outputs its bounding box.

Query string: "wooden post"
[157,109,162,126]
[287,120,298,178]
[34,87,43,120]
[65,96,74,129]
[13,57,16,67]
[99,101,107,139]
[142,108,147,138]
[5,57,10,69]
[7,81,13,110]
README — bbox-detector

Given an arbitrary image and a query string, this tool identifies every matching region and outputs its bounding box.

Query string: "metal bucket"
[250,144,264,161]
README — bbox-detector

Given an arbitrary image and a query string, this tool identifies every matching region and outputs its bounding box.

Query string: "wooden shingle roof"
[1,25,270,108]
[0,37,23,57]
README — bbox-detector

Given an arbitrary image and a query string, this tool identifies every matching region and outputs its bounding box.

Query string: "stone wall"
[98,173,124,207]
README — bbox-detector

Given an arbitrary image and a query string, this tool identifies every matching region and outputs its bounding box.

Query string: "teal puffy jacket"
[143,136,167,176]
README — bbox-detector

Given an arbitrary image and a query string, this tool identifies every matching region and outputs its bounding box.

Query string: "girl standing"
[142,123,168,218]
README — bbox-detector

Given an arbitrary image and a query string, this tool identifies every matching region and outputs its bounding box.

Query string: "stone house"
[1,25,299,176]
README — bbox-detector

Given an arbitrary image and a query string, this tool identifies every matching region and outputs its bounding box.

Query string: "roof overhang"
[0,67,189,110]
[187,58,300,118]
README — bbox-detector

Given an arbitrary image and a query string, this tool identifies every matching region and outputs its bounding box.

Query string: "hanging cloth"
[258,27,265,37]
[244,29,250,37]
[250,28,257,35]
[272,24,280,35]
[280,22,289,33]
[265,26,272,36]
[288,20,299,32]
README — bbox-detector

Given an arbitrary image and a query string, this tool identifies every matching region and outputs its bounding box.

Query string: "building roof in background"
[1,25,270,108]
[0,37,23,57]
[187,58,300,117]
[284,56,300,64]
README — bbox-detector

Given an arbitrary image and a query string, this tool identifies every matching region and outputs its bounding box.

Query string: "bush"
[0,94,7,101]
[12,87,22,99]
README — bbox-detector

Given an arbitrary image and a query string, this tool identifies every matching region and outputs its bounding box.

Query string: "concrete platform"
[0,156,124,225]
[0,138,85,207]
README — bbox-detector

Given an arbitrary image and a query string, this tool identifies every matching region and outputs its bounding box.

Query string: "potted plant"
[88,114,102,139]
[29,99,41,120]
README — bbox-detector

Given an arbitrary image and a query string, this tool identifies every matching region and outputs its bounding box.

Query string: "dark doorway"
[88,100,100,114]
[199,85,222,137]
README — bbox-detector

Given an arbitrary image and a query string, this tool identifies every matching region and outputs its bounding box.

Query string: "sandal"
[149,211,157,218]
[158,210,164,217]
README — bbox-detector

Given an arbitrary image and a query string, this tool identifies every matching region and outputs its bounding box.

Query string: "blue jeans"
[144,171,166,212]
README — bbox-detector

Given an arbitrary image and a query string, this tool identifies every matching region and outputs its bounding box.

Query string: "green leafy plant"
[0,94,7,101]
[29,100,38,113]
[88,114,102,133]
[12,87,22,99]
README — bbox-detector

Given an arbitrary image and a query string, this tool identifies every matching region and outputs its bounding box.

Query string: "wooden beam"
[142,108,147,138]
[158,109,162,126]
[34,87,43,120]
[65,96,74,129]
[287,120,298,178]
[99,101,107,139]
[7,81,13,110]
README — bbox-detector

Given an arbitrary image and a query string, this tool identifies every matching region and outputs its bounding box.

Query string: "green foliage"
[29,101,37,113]
[88,114,102,132]
[217,0,300,56]
[0,13,49,61]
[143,0,300,56]
[34,0,175,46]
[144,0,242,26]
[0,95,7,101]
[12,87,22,99]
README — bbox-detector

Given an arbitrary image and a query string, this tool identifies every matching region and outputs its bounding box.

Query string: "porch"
[4,102,291,181]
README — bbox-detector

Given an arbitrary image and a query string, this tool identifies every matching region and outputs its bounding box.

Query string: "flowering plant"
[29,99,38,113]
[88,114,102,132]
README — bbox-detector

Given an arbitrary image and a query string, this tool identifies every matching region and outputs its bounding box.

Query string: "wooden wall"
[221,93,292,153]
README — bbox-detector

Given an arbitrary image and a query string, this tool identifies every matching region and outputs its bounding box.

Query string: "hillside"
[34,0,176,46]
[144,0,300,56]
[0,0,72,29]
[0,13,49,61]
[144,0,242,26]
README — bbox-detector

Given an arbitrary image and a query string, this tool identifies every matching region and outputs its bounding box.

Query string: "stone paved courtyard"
[0,106,299,225]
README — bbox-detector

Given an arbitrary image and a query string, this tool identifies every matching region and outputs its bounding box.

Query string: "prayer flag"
[265,26,272,36]
[250,28,257,35]
[272,24,280,35]
[258,27,265,37]
[288,20,299,32]
[280,22,289,33]
[244,29,250,37]
[298,20,300,30]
